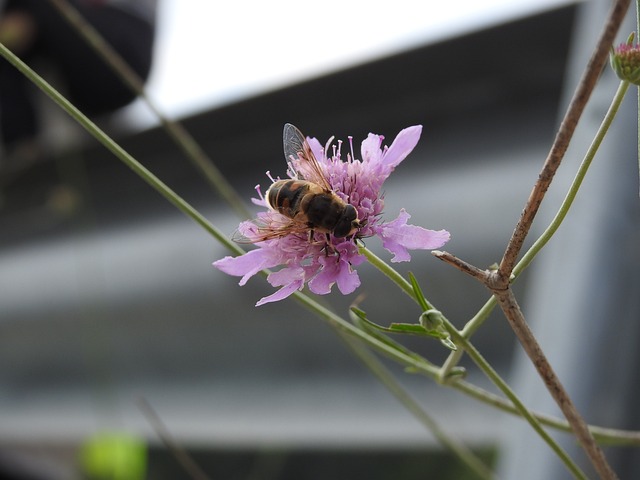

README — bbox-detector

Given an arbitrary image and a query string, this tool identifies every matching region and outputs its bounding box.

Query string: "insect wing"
[282,123,331,191]
[233,214,310,244]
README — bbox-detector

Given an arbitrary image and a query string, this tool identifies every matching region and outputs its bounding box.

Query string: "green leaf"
[349,308,437,365]
[408,272,430,311]
[351,307,455,348]
[387,322,446,339]
[388,323,431,334]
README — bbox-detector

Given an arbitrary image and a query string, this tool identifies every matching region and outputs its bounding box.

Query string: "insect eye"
[345,205,358,222]
[333,205,360,238]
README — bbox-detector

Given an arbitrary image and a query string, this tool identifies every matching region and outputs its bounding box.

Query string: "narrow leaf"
[349,308,436,365]
[408,272,430,311]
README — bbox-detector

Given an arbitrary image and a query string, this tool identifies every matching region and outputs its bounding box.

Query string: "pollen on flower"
[213,124,450,306]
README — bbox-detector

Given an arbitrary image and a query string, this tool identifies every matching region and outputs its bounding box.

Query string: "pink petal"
[213,248,279,285]
[308,257,339,295]
[378,209,450,262]
[381,125,422,169]
[335,260,361,294]
[308,256,360,295]
[256,278,304,306]
[266,265,305,287]
[360,133,384,163]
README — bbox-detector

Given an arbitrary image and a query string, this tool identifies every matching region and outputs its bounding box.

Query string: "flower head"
[214,125,450,306]
[610,33,640,85]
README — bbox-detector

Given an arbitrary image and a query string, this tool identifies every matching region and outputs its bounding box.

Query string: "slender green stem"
[496,0,630,284]
[293,284,640,449]
[443,77,625,370]
[359,243,581,471]
[359,242,591,475]
[47,0,251,219]
[343,332,494,480]
[358,244,463,371]
[439,348,465,384]
[443,322,588,480]
[358,243,421,303]
[637,0,640,196]
[0,41,243,257]
[636,1,640,197]
[441,81,632,444]
[440,295,498,380]
[291,291,441,377]
[514,79,630,276]
[450,79,631,342]
[297,282,638,448]
[449,380,640,446]
[461,297,497,338]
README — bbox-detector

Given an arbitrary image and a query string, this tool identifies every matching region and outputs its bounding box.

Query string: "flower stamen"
[348,135,355,162]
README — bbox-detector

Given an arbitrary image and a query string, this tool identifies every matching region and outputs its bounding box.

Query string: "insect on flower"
[239,123,362,244]
[215,123,450,306]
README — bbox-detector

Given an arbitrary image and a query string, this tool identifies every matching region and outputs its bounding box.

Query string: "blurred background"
[1,0,639,478]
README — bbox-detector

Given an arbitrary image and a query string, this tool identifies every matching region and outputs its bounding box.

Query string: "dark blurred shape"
[0,450,65,480]
[0,0,156,162]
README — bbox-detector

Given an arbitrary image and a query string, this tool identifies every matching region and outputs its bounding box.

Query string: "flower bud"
[610,33,640,85]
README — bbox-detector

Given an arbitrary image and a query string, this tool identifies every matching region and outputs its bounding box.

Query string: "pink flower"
[214,125,450,306]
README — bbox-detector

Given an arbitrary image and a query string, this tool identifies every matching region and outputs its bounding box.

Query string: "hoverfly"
[242,123,361,243]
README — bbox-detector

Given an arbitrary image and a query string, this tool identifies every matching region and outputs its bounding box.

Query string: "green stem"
[343,333,494,480]
[440,78,630,392]
[440,80,632,449]
[359,245,581,472]
[514,79,630,277]
[0,41,243,257]
[291,291,441,377]
[450,380,640,447]
[47,0,251,219]
[637,0,640,196]
[440,296,498,381]
[443,322,588,480]
[359,243,588,475]
[358,243,421,303]
[448,79,631,344]
[294,285,640,448]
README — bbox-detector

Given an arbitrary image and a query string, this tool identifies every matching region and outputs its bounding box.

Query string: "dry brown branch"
[431,251,491,282]
[492,287,617,479]
[435,244,619,477]
[495,0,631,288]
[434,2,632,477]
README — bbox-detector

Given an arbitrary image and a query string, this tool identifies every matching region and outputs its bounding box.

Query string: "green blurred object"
[80,432,147,480]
